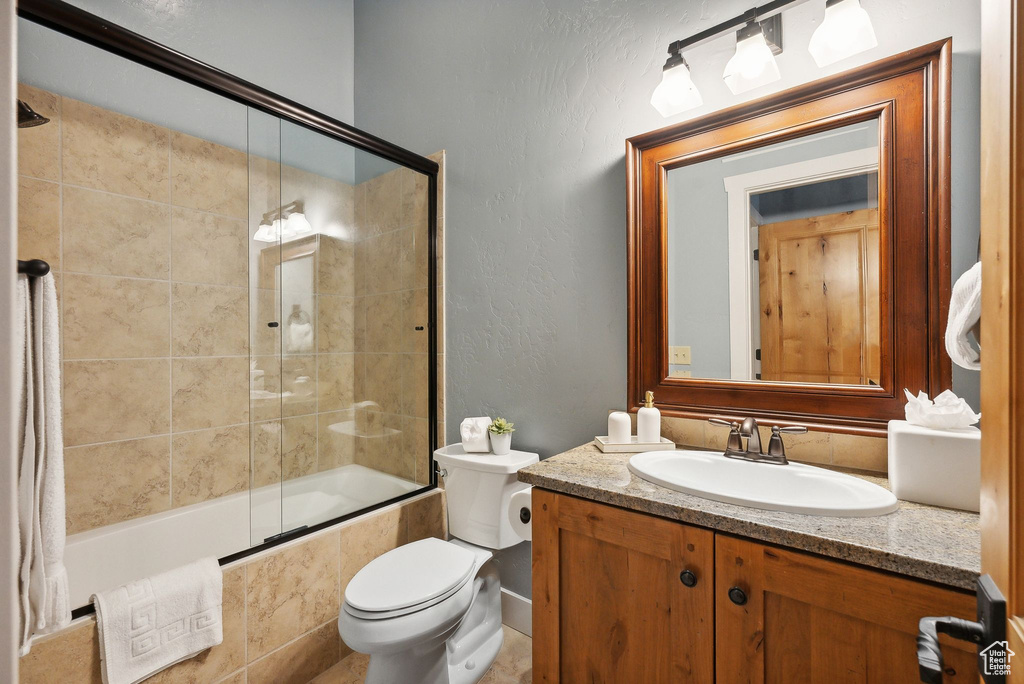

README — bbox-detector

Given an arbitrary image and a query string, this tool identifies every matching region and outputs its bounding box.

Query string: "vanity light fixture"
[723,20,782,94]
[650,52,702,117]
[808,0,877,67]
[252,200,313,243]
[650,1,790,117]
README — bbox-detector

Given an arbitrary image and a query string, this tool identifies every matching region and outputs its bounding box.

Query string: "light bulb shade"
[253,221,277,243]
[808,0,877,67]
[722,25,780,95]
[286,212,313,236]
[650,59,703,117]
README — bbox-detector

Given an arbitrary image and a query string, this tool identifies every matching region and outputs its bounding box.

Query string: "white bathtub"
[64,464,422,609]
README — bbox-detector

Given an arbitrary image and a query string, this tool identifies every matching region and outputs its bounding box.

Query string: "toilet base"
[361,559,503,684]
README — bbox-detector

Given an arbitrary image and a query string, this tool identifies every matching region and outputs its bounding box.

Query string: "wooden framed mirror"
[626,39,952,435]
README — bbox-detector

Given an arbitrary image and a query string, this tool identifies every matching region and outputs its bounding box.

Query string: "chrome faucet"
[708,417,806,465]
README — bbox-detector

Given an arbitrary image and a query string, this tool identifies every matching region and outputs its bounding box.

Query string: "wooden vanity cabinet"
[532,488,716,683]
[716,535,977,683]
[533,491,977,683]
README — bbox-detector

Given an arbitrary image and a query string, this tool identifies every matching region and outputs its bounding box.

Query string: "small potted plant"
[488,417,515,455]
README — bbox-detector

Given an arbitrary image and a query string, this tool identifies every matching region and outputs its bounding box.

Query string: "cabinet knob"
[728,586,747,605]
[679,570,697,587]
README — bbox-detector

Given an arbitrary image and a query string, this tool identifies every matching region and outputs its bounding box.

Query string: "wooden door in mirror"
[626,39,951,435]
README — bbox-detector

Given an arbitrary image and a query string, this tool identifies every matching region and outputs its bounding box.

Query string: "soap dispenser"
[637,391,661,443]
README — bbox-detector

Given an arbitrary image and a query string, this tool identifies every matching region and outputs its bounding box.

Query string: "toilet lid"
[344,538,477,614]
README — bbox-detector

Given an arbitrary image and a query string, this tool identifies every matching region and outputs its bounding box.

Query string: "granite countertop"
[518,442,981,590]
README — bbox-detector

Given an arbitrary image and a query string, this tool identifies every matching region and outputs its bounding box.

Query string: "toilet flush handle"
[434,461,448,479]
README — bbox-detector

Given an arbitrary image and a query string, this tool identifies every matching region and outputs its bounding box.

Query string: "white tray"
[595,436,675,453]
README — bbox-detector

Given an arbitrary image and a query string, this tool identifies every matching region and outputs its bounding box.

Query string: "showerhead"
[17,100,50,128]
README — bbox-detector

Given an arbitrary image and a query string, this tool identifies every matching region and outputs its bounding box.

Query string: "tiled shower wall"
[19,491,449,684]
[16,82,443,534]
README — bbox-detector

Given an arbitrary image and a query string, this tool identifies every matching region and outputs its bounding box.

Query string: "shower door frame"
[17,0,440,615]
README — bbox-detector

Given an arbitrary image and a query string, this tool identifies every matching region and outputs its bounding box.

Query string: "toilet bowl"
[337,445,538,684]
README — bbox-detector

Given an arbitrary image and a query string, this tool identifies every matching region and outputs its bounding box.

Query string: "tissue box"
[887,420,980,512]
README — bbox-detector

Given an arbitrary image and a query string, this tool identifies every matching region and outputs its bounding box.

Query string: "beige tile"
[63,185,171,278]
[317,237,354,296]
[479,625,533,684]
[246,532,341,660]
[356,413,410,479]
[363,169,404,236]
[318,410,356,472]
[149,567,246,683]
[251,419,282,488]
[362,354,401,414]
[832,433,888,472]
[317,354,355,412]
[251,289,281,357]
[172,357,248,431]
[247,621,341,684]
[661,417,705,448]
[62,97,169,200]
[250,355,283,424]
[310,653,370,684]
[402,354,430,419]
[281,355,317,418]
[216,671,246,684]
[402,288,431,353]
[63,359,170,445]
[17,176,60,269]
[317,295,355,353]
[171,131,247,218]
[413,214,433,291]
[65,436,171,534]
[404,490,447,542]
[63,274,170,360]
[402,417,431,485]
[358,229,411,295]
[365,291,402,353]
[780,429,833,466]
[171,425,249,507]
[340,506,407,594]
[17,83,61,182]
[171,207,248,286]
[282,415,318,481]
[19,618,101,684]
[172,282,248,357]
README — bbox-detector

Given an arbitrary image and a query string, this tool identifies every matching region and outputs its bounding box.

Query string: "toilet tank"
[433,444,539,550]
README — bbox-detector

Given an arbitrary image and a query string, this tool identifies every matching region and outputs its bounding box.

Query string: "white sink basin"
[628,450,898,517]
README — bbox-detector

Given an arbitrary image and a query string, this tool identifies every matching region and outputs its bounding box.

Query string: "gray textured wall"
[353,0,982,457]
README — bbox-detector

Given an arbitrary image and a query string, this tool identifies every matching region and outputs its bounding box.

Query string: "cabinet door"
[532,489,714,683]
[715,535,977,683]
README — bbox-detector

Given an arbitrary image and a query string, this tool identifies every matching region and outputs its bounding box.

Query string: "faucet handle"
[774,425,807,435]
[708,418,744,454]
[765,425,807,463]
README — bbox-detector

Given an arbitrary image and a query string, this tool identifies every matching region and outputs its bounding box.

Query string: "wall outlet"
[669,346,691,364]
[670,369,692,378]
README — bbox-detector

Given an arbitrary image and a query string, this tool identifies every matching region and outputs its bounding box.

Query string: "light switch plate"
[669,346,691,364]
[670,369,692,378]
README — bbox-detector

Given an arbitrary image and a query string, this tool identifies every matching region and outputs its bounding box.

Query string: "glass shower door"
[248,108,285,545]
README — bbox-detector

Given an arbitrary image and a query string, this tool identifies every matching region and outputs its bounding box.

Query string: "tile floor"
[310,625,532,683]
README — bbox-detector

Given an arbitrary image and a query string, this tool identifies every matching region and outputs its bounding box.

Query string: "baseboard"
[500,588,532,637]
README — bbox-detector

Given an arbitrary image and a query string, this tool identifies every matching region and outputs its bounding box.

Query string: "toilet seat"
[344,538,477,620]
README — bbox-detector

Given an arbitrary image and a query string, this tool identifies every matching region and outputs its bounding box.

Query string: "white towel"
[17,273,70,655]
[945,261,982,370]
[93,558,223,684]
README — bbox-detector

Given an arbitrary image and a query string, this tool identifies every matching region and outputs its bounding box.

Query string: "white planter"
[489,432,512,455]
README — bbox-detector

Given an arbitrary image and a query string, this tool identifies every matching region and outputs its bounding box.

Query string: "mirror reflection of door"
[757,206,880,384]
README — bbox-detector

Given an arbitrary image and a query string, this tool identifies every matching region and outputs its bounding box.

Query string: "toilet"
[338,444,539,684]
